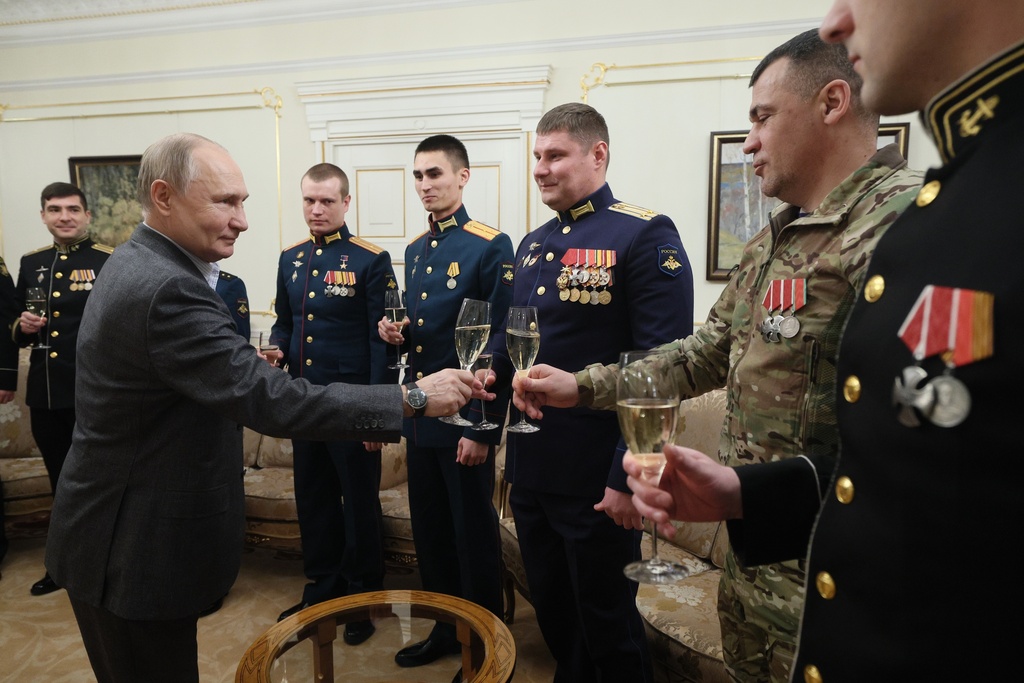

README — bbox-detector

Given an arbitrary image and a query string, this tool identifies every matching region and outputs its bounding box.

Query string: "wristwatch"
[405,381,428,418]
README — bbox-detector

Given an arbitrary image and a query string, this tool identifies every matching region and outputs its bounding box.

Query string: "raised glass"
[384,288,409,371]
[440,298,492,426]
[24,287,50,350]
[470,353,498,431]
[505,306,540,434]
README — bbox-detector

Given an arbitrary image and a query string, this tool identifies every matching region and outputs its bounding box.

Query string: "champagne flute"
[505,306,540,434]
[441,298,492,426]
[616,349,688,584]
[471,353,498,431]
[384,288,409,371]
[24,287,50,350]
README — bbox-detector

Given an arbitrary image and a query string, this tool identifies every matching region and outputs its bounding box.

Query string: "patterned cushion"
[379,482,416,562]
[0,457,51,515]
[243,466,298,521]
[255,434,294,468]
[380,439,407,491]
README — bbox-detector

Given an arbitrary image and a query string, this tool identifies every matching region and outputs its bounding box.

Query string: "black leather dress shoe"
[277,601,309,622]
[30,573,60,596]
[343,619,375,645]
[394,637,461,667]
[199,595,225,618]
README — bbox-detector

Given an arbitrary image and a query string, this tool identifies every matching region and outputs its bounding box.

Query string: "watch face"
[409,388,428,409]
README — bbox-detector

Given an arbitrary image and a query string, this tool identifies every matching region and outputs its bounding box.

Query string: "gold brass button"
[307,314,314,321]
[426,266,433,274]
[56,272,63,279]
[804,663,822,683]
[430,240,438,248]
[312,270,319,277]
[316,248,323,256]
[50,351,58,358]
[916,180,941,207]
[546,252,554,261]
[53,311,61,318]
[417,319,424,327]
[51,331,59,337]
[562,226,571,234]
[308,292,315,299]
[60,255,68,260]
[863,275,884,302]
[843,375,861,403]
[305,359,312,366]
[537,286,546,296]
[421,292,428,300]
[815,571,836,600]
[53,291,61,298]
[415,345,423,353]
[835,476,854,504]
[416,371,423,379]
[306,336,313,343]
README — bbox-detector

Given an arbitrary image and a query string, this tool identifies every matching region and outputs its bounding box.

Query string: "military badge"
[501,262,515,287]
[761,279,807,342]
[447,262,460,290]
[657,244,686,277]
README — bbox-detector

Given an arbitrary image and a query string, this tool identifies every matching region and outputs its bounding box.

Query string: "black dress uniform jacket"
[13,236,112,409]
[732,43,1024,682]
[215,270,250,341]
[0,256,18,392]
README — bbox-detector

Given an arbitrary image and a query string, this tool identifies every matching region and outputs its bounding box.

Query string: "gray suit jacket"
[45,224,402,620]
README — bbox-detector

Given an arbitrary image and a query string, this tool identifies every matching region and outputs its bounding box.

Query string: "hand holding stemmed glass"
[616,349,688,584]
[23,287,50,350]
[440,298,492,426]
[384,288,409,371]
[506,306,540,433]
[470,353,498,431]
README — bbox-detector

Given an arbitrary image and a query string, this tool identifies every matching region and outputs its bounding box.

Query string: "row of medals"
[760,311,799,343]
[324,285,356,297]
[68,282,94,291]
[556,265,613,305]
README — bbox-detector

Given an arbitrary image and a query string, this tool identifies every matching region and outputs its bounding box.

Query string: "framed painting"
[706,122,912,281]
[68,155,142,248]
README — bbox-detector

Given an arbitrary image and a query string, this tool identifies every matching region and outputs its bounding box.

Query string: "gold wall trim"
[306,80,550,99]
[580,56,762,102]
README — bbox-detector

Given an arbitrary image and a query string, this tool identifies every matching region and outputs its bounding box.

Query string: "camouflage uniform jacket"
[577,145,922,661]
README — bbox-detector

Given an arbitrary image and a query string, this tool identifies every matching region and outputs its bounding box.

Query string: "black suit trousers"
[30,406,76,493]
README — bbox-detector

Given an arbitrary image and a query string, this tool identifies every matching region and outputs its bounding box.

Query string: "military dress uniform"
[215,270,251,341]
[13,235,112,493]
[574,148,922,683]
[269,224,397,605]
[718,44,1024,682]
[400,204,513,636]
[490,183,693,682]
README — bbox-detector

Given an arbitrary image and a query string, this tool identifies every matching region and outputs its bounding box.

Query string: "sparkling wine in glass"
[441,298,492,426]
[384,288,408,371]
[471,353,498,431]
[506,306,540,434]
[616,349,688,584]
[24,287,50,350]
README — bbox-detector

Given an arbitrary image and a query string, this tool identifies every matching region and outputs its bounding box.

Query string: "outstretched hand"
[512,364,579,419]
[624,445,742,539]
[417,368,494,418]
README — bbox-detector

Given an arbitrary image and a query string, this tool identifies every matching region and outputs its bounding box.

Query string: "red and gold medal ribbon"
[897,285,994,366]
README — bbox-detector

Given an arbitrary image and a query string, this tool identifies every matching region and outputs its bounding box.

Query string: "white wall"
[0,0,940,322]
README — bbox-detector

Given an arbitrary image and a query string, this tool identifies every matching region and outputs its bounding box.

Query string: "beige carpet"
[0,538,555,682]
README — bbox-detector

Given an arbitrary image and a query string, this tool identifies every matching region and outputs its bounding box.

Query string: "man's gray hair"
[137,133,223,216]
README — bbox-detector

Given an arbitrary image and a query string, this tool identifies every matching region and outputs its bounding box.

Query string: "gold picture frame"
[68,155,142,248]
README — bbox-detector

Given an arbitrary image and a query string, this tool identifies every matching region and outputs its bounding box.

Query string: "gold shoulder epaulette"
[26,244,54,256]
[462,220,500,241]
[91,243,115,254]
[283,238,308,252]
[350,235,385,255]
[609,202,660,221]
[220,270,237,280]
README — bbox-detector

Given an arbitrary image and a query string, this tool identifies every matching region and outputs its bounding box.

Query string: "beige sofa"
[499,388,730,683]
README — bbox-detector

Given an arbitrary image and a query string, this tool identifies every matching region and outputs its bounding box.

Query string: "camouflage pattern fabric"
[576,145,923,682]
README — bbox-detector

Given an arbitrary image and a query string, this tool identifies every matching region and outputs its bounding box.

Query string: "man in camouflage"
[513,30,922,682]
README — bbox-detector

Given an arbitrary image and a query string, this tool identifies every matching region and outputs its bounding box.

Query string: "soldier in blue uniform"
[215,270,250,341]
[487,103,694,682]
[14,182,113,596]
[378,135,513,681]
[270,163,398,647]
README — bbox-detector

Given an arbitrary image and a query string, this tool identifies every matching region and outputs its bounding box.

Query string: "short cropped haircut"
[536,102,610,166]
[750,29,874,124]
[415,134,470,171]
[40,182,87,211]
[303,163,350,196]
[137,132,223,216]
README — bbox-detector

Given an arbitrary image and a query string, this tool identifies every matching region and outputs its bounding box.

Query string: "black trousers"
[30,406,76,493]
[69,596,200,683]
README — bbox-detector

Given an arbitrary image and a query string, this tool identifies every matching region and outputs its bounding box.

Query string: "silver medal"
[779,315,800,339]
[892,366,935,428]
[926,374,971,428]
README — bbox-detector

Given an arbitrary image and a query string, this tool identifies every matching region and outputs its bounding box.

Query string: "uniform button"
[815,571,836,599]
[416,371,423,379]
[804,664,822,683]
[306,336,313,343]
[51,331,59,338]
[421,292,428,300]
[835,476,854,504]
[60,255,68,260]
[843,375,861,403]
[415,345,423,353]
[305,359,312,366]
[308,292,315,299]
[307,314,314,321]
[431,240,438,248]
[55,272,63,279]
[863,275,884,302]
[426,266,433,274]
[537,286,546,296]
[417,319,424,327]
[312,269,319,277]
[49,351,58,358]
[53,291,61,298]
[316,248,323,256]
[916,180,941,207]
[545,252,554,261]
[562,226,571,234]
[53,311,61,318]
